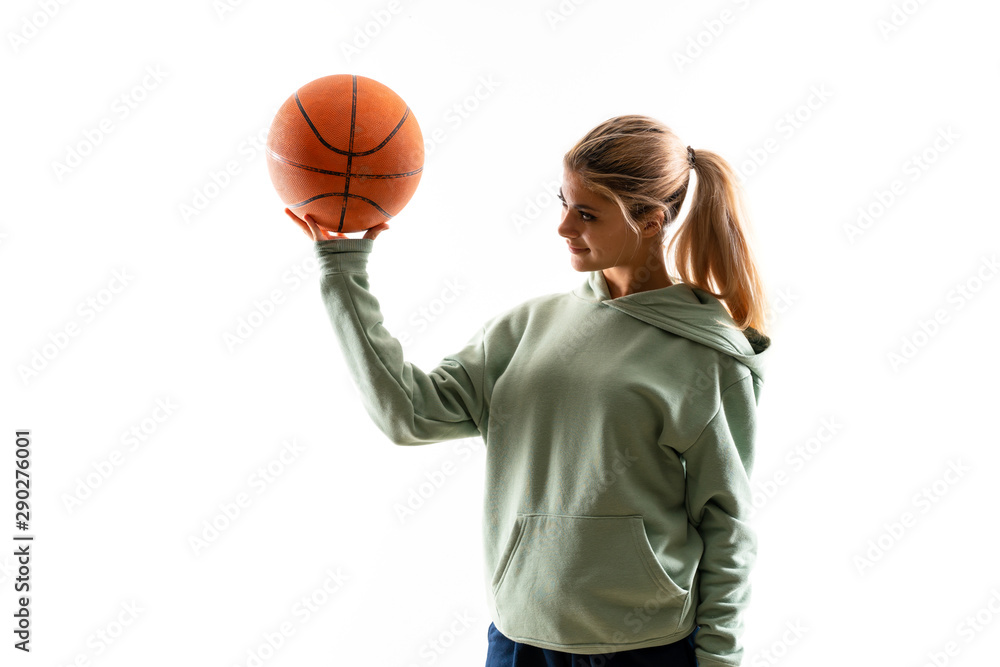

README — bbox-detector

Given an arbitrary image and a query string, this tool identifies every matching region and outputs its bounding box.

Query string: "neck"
[602,247,673,299]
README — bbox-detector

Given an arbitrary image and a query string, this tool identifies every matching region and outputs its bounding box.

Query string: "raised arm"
[313,236,487,446]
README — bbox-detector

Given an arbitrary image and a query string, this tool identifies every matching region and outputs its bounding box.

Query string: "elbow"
[365,409,414,446]
[387,432,416,447]
[380,420,420,447]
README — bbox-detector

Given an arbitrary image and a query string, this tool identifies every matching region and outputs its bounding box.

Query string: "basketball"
[266,74,424,234]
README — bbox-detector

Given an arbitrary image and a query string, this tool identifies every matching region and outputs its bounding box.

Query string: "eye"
[557,194,595,221]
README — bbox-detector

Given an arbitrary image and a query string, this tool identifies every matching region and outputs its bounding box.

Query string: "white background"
[3,0,999,665]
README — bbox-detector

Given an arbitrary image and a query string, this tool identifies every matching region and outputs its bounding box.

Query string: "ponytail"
[669,147,771,335]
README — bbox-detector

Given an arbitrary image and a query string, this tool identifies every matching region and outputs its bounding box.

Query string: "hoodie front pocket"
[491,513,690,647]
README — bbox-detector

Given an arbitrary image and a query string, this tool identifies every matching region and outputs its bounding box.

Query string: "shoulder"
[479,290,567,345]
[487,290,565,326]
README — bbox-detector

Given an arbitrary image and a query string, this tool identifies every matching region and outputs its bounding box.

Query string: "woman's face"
[557,169,644,271]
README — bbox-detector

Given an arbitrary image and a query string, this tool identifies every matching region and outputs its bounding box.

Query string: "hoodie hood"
[573,269,771,383]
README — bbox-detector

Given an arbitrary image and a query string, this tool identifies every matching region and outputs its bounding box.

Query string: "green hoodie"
[314,237,771,667]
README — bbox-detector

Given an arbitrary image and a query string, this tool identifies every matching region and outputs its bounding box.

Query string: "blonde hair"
[563,114,771,338]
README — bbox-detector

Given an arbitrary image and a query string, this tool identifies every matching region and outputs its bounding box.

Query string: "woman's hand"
[284,208,390,241]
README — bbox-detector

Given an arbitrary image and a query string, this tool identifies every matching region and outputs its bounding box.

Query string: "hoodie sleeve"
[679,374,759,667]
[313,237,486,445]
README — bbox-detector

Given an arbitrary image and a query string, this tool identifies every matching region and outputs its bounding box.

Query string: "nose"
[557,208,578,240]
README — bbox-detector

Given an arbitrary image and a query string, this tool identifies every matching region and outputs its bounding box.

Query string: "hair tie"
[687,146,696,168]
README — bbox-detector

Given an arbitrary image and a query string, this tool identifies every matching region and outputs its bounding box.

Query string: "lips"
[568,244,588,253]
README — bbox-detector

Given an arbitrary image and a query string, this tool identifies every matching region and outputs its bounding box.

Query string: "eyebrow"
[558,187,599,213]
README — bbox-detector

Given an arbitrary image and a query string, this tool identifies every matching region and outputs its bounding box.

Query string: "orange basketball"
[266,74,424,234]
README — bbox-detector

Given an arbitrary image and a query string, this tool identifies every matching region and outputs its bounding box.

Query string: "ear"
[640,209,665,237]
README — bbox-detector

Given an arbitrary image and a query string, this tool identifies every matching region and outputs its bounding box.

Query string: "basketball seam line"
[289,192,392,218]
[340,76,358,232]
[292,95,413,157]
[265,149,423,180]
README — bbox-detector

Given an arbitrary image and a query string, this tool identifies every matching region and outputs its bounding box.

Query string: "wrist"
[314,237,374,275]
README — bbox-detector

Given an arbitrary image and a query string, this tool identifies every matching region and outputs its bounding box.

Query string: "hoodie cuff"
[314,238,374,275]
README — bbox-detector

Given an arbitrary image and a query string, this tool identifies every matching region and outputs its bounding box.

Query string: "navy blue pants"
[485,623,699,666]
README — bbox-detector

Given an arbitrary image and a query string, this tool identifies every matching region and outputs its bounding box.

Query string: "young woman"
[286,114,772,667]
